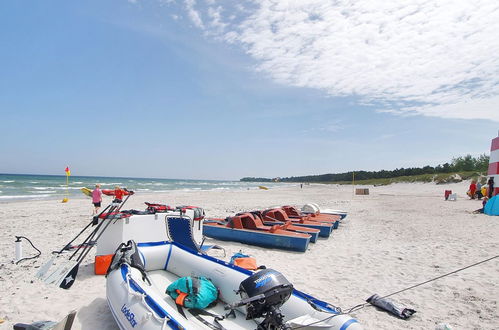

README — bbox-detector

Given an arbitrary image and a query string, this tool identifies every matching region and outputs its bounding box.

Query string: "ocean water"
[0,173,285,201]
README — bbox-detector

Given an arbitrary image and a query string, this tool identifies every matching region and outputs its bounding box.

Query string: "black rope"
[376,254,499,301]
[344,254,499,314]
[15,236,41,264]
[290,254,499,328]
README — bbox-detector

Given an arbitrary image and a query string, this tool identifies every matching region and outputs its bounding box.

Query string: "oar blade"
[38,259,78,287]
[35,255,57,280]
[58,262,79,289]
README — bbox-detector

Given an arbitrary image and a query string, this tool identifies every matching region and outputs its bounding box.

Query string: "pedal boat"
[281,206,341,229]
[203,213,314,252]
[301,203,348,220]
[261,209,335,237]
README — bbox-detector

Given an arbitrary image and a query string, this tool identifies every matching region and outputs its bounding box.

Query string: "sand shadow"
[77,297,119,330]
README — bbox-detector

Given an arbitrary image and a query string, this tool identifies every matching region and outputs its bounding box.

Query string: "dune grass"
[326,171,486,186]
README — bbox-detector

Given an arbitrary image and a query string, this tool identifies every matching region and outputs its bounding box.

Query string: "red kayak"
[102,189,132,196]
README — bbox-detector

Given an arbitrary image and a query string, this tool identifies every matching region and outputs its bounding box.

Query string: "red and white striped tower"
[488,133,499,196]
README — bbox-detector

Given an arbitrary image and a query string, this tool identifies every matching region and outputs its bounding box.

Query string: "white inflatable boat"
[107,241,362,330]
[301,203,348,220]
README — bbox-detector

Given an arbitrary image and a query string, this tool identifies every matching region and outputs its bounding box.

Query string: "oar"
[56,204,113,254]
[38,204,119,285]
[36,203,115,280]
[58,192,134,289]
[67,204,118,261]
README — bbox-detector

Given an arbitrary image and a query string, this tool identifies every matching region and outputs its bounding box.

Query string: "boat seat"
[166,216,225,256]
[265,208,324,223]
[263,208,292,222]
[226,216,244,229]
[239,213,272,231]
[282,205,301,217]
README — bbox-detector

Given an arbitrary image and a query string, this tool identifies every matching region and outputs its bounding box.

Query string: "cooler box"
[444,190,452,200]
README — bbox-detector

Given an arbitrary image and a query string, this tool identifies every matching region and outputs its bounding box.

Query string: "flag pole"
[352,171,355,198]
[62,166,70,203]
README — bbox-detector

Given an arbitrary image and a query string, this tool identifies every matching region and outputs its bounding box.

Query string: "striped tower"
[488,134,499,196]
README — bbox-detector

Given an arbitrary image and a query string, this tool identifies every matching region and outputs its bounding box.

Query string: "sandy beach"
[0,182,498,330]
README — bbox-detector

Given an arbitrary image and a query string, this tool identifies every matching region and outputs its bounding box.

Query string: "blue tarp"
[484,195,499,216]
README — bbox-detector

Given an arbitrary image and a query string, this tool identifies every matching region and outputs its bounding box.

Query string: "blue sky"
[0,1,497,180]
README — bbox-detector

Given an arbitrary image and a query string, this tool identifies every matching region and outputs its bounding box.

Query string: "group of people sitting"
[468,177,495,200]
[470,177,495,214]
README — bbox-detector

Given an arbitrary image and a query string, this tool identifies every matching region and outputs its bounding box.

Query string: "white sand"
[0,182,498,329]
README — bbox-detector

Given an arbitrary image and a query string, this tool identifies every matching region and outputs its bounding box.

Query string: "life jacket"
[178,206,205,221]
[145,202,173,213]
[166,276,218,309]
[106,240,147,281]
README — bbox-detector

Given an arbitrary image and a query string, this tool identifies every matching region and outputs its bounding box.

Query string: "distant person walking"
[92,184,102,215]
[487,177,495,198]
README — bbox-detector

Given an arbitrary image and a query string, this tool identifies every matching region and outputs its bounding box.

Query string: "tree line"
[240,154,490,183]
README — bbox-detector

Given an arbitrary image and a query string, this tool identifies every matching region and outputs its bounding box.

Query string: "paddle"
[37,191,134,289]
[56,204,112,254]
[37,204,120,286]
[35,204,112,283]
[36,203,114,280]
[58,192,133,289]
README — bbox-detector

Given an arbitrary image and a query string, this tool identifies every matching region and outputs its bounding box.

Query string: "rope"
[377,254,499,301]
[344,254,499,314]
[125,271,171,328]
[291,254,499,328]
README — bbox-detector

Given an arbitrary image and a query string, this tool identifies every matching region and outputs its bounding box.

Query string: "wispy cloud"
[147,0,499,121]
[184,0,204,29]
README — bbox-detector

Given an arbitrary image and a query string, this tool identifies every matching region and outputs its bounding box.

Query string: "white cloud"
[184,0,204,29]
[177,0,499,121]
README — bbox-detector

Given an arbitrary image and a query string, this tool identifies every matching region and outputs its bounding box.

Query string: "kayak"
[102,189,132,196]
[81,187,92,197]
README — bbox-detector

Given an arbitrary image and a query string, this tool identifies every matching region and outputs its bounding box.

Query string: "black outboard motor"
[231,269,294,330]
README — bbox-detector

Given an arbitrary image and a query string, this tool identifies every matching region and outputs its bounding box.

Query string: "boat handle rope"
[125,272,171,329]
[290,254,499,329]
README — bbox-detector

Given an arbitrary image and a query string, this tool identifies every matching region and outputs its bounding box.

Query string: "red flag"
[65,166,71,176]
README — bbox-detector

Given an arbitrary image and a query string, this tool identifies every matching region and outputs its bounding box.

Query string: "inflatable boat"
[106,240,362,330]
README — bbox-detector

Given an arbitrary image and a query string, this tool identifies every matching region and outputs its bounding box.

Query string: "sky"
[0,0,498,180]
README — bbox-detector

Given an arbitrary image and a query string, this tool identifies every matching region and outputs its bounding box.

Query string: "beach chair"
[166,216,225,256]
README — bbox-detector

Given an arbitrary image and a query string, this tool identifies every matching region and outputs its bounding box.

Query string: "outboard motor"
[228,269,293,330]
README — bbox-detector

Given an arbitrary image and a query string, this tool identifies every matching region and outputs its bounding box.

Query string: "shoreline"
[0,182,497,329]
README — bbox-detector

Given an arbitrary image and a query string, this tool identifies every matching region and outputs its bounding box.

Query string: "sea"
[0,173,285,202]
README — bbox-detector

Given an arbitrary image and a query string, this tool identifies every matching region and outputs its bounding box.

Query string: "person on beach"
[473,196,489,214]
[113,186,125,204]
[476,182,483,199]
[92,184,102,215]
[469,180,477,199]
[487,177,494,198]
